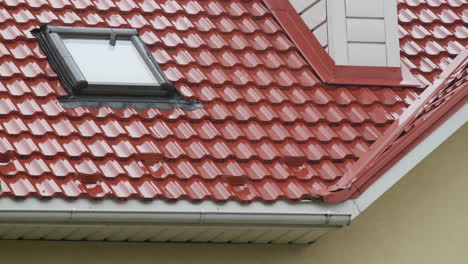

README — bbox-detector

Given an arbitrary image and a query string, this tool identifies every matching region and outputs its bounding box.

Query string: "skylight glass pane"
[62,38,158,85]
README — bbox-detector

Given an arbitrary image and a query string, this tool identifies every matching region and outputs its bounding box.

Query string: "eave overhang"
[0,198,355,244]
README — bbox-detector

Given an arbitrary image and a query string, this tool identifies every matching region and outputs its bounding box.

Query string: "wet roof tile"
[0,0,461,203]
[398,0,467,85]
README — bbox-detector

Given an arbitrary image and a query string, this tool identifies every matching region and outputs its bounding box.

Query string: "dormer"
[291,0,400,67]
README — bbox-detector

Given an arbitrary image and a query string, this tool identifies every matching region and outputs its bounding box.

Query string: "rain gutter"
[0,198,354,227]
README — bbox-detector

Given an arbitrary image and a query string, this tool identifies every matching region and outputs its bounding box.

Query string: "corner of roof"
[323,48,468,204]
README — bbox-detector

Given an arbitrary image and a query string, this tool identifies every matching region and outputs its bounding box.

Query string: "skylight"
[31,25,178,97]
[62,38,158,85]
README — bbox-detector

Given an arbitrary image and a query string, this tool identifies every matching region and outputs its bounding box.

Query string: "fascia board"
[351,103,467,218]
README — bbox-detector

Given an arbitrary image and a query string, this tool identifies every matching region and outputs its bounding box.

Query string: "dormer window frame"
[32,25,178,97]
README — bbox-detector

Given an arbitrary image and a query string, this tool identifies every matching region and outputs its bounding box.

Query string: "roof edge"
[326,48,468,203]
[350,103,467,217]
[0,198,353,226]
[0,198,355,243]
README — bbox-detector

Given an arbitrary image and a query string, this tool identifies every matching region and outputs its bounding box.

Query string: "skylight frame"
[32,25,175,97]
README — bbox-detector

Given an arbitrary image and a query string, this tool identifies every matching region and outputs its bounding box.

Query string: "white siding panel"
[85,226,121,241]
[295,0,400,67]
[230,229,269,243]
[210,229,246,243]
[314,22,328,47]
[271,229,310,244]
[252,230,287,244]
[253,229,286,243]
[63,226,96,241]
[126,227,161,242]
[384,0,401,66]
[348,43,387,66]
[345,0,384,18]
[106,227,142,241]
[327,0,349,65]
[145,227,170,241]
[290,0,320,13]
[2,226,34,240]
[43,226,78,240]
[20,226,54,240]
[0,223,336,244]
[301,0,327,29]
[150,227,188,242]
[190,227,225,242]
[170,228,206,242]
[347,18,386,42]
[292,228,331,244]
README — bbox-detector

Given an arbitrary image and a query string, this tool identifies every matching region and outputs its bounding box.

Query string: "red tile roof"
[398,0,467,85]
[0,0,462,203]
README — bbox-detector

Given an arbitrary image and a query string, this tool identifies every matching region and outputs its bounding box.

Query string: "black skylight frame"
[31,25,179,97]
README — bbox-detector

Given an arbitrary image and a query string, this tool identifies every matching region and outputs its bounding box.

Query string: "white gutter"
[0,210,350,226]
[0,198,356,243]
[0,198,354,227]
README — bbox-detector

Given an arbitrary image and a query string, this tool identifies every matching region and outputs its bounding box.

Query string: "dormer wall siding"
[291,0,400,67]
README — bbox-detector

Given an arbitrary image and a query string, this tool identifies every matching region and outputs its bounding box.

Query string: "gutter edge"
[0,198,354,227]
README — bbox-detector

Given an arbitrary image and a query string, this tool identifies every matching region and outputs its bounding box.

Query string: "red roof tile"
[398,0,467,85]
[0,0,461,203]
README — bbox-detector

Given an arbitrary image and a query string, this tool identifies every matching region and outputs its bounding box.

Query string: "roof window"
[31,25,199,110]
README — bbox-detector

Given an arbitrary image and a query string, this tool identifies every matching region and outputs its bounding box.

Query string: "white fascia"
[350,103,467,219]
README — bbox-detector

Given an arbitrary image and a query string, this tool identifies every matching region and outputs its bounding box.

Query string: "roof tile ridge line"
[323,47,468,202]
[345,78,468,201]
[261,0,334,82]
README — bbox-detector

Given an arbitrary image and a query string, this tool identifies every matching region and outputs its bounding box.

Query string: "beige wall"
[0,124,466,264]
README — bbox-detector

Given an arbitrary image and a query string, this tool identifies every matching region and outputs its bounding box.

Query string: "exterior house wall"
[0,124,466,264]
[290,0,400,67]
